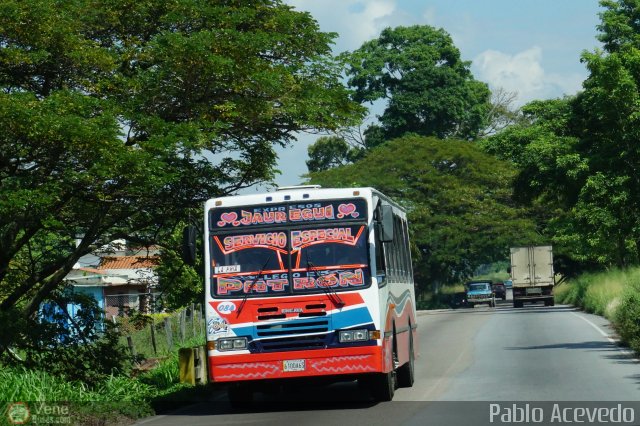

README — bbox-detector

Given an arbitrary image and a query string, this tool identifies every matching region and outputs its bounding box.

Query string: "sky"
[262,0,604,189]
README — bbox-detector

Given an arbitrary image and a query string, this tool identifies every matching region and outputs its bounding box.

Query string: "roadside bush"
[0,289,136,387]
[555,273,590,307]
[555,268,630,319]
[416,293,449,310]
[614,281,640,353]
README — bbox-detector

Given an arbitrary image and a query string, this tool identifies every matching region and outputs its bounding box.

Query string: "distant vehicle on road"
[503,279,513,289]
[510,245,555,308]
[492,282,506,300]
[465,281,496,308]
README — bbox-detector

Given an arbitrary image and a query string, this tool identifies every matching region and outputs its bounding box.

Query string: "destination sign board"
[210,199,367,229]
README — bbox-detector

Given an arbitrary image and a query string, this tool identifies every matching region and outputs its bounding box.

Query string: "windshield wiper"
[305,251,345,308]
[236,254,273,317]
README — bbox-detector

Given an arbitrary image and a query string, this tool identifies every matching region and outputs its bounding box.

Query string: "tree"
[480,98,593,275]
[570,0,640,266]
[483,0,640,269]
[305,120,389,173]
[0,0,362,322]
[343,25,491,142]
[306,136,355,172]
[479,87,523,137]
[306,135,539,291]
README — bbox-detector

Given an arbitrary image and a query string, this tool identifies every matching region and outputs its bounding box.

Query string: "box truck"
[510,245,555,308]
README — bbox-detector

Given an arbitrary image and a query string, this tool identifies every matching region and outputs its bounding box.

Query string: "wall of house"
[67,286,105,318]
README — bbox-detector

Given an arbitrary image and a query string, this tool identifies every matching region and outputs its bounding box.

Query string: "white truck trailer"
[510,245,555,308]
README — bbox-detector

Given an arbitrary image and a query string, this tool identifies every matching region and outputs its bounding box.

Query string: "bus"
[191,185,417,404]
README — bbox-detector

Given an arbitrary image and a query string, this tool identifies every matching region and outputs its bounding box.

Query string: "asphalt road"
[137,293,640,426]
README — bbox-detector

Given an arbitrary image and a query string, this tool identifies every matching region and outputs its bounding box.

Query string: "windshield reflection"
[211,225,369,297]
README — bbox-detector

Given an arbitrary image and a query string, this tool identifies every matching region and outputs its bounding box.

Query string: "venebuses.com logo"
[6,402,71,425]
[6,402,30,425]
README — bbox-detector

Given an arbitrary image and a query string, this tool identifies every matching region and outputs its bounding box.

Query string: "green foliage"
[616,281,640,353]
[555,267,634,318]
[306,136,359,172]
[1,368,94,402]
[0,290,136,386]
[0,331,207,420]
[116,309,205,359]
[0,0,362,325]
[155,223,203,310]
[555,266,640,355]
[482,0,640,271]
[307,134,538,291]
[343,25,491,141]
[597,0,640,52]
[0,368,154,422]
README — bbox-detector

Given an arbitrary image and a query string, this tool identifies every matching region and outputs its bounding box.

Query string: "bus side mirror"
[380,205,394,243]
[182,226,197,266]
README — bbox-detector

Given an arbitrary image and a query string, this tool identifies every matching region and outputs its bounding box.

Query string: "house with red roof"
[64,240,161,319]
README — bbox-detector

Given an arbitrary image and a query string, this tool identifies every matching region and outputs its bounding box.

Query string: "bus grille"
[254,320,329,352]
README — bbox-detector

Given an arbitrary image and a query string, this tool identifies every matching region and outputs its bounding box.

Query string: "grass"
[0,312,208,425]
[0,368,154,425]
[116,308,205,359]
[555,266,640,354]
[416,283,467,310]
[554,268,637,319]
[0,344,208,425]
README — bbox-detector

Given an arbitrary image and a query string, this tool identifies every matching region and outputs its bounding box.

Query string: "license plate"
[283,359,306,372]
[526,287,542,295]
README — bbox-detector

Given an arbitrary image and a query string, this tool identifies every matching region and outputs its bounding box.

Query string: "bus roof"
[205,187,384,209]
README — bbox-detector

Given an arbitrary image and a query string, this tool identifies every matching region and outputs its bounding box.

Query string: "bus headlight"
[216,337,248,351]
[339,329,369,343]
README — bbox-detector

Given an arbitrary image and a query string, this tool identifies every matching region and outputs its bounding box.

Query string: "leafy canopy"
[307,135,538,289]
[343,25,491,142]
[482,0,640,271]
[0,0,362,319]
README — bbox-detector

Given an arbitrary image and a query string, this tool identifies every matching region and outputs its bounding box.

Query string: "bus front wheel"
[370,370,396,401]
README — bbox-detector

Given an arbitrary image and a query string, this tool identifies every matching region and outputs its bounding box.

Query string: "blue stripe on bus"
[230,306,373,340]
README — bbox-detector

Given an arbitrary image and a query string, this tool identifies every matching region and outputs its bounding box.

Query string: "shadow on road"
[626,374,640,386]
[504,340,638,367]
[492,305,579,314]
[604,351,640,365]
[420,304,578,316]
[504,340,620,351]
[149,380,378,418]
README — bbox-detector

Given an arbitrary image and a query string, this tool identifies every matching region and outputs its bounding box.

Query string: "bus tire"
[228,383,253,409]
[371,370,395,401]
[397,331,415,388]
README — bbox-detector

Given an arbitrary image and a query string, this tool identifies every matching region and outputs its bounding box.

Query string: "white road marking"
[570,311,637,359]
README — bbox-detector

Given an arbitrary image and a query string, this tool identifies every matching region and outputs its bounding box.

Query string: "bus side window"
[394,215,404,280]
[402,219,413,282]
[374,208,387,281]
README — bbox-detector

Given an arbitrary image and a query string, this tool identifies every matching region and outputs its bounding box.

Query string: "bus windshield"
[210,224,369,297]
